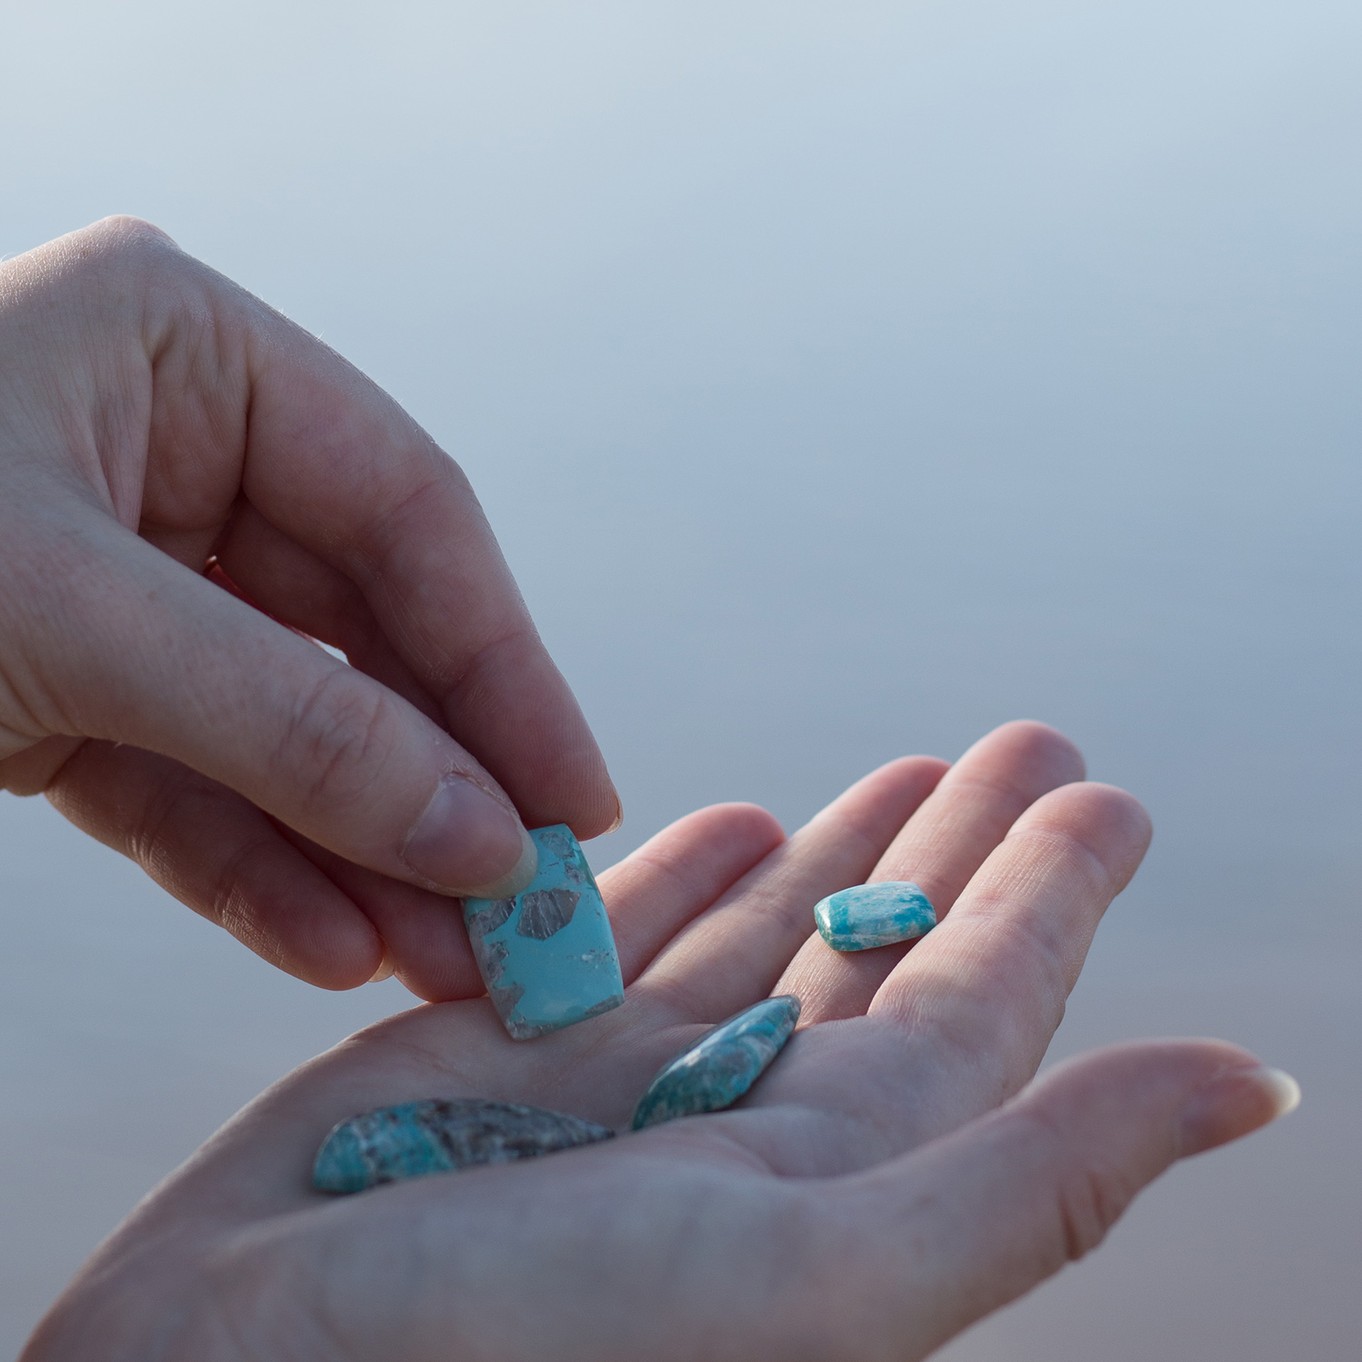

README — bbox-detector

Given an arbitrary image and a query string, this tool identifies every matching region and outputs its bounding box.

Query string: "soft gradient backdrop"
[2,2,1358,1355]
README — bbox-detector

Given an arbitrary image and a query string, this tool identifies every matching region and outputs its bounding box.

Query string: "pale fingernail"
[403,777,536,897]
[368,952,395,984]
[1179,1064,1302,1157]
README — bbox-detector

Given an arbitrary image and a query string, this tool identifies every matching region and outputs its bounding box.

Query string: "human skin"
[0,218,618,996]
[22,723,1297,1362]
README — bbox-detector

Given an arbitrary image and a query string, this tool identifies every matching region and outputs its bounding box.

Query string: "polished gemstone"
[813,881,936,951]
[630,995,801,1130]
[463,824,624,1040]
[312,1097,615,1194]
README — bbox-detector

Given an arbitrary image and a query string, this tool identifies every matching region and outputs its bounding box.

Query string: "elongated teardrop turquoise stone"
[463,825,625,1040]
[630,995,801,1131]
[813,881,936,951]
[313,1098,615,1194]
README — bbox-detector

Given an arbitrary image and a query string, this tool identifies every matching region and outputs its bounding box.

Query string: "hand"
[23,723,1295,1362]
[0,217,617,994]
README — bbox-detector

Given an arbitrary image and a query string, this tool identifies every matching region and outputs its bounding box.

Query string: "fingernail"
[403,777,537,897]
[368,952,395,984]
[1179,1064,1302,1157]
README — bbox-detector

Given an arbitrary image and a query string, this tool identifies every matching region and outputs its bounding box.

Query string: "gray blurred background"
[2,1,1358,1355]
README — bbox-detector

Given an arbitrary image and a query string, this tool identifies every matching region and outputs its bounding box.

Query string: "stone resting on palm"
[24,721,1293,1361]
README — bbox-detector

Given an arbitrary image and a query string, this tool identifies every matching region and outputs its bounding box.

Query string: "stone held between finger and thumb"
[462,824,625,1040]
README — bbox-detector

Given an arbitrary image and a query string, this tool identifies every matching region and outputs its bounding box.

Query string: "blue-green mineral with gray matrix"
[631,995,801,1130]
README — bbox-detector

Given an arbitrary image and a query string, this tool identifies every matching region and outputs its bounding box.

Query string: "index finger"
[154,256,619,836]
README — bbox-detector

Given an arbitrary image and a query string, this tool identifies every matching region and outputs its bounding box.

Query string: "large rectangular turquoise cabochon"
[463,824,624,1040]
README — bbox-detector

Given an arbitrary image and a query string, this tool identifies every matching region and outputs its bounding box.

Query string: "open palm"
[25,723,1285,1362]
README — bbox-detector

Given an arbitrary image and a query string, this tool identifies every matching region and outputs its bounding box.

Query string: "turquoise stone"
[463,824,624,1040]
[630,995,801,1131]
[312,1098,615,1194]
[813,881,936,951]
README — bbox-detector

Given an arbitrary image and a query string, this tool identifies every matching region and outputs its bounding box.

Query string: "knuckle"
[55,216,183,291]
[127,760,188,872]
[84,214,179,255]
[207,848,279,966]
[1054,1156,1138,1263]
[636,970,710,1026]
[1006,908,1075,1026]
[281,668,396,814]
[24,217,191,339]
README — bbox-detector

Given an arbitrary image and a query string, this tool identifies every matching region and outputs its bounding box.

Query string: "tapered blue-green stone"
[813,881,936,951]
[312,1098,615,1194]
[463,825,624,1040]
[630,995,801,1131]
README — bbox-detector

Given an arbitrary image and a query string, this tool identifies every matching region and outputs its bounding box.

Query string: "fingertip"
[562,791,625,843]
[827,1037,1296,1357]
[1179,1062,1302,1157]
[402,778,537,897]
[610,800,787,880]
[1096,783,1154,871]
[1257,1067,1304,1117]
[1025,1039,1301,1166]
[1039,779,1151,833]
[965,720,1086,786]
[864,753,952,792]
[694,800,788,846]
[1013,781,1153,889]
[454,823,540,900]
[1069,781,1152,841]
[285,838,491,1002]
[393,933,489,1000]
[601,800,789,984]
[277,930,394,993]
[274,916,392,991]
[536,752,623,843]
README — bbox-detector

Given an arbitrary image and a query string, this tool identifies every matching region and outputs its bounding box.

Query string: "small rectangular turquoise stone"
[813,881,937,951]
[463,825,624,1040]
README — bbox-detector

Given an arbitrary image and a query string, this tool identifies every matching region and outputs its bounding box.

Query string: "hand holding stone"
[23,722,1298,1362]
[0,219,618,994]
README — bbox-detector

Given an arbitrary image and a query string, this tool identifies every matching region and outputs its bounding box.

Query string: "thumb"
[23,517,538,899]
[837,1039,1300,1358]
